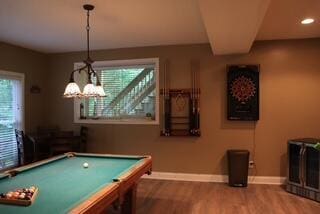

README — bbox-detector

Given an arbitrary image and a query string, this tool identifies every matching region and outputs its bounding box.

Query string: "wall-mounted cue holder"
[160,89,200,137]
[160,60,200,137]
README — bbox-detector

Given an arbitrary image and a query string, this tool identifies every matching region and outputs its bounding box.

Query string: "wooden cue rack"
[160,60,201,137]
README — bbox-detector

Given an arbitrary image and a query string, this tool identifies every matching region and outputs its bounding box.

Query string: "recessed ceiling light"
[301,18,314,24]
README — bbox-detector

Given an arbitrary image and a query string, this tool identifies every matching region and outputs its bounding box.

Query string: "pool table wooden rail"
[4,154,68,177]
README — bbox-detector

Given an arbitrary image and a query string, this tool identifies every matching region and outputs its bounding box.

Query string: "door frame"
[0,70,25,131]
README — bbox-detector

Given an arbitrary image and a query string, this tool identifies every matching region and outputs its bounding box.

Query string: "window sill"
[74,118,159,125]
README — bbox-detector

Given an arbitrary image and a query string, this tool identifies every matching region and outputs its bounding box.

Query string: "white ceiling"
[0,0,319,54]
[199,0,270,54]
[256,0,320,40]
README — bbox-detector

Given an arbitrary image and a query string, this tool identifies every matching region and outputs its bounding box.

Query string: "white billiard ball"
[83,162,89,168]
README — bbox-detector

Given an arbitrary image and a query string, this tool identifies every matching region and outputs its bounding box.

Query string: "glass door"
[304,144,320,191]
[0,71,24,170]
[288,142,303,186]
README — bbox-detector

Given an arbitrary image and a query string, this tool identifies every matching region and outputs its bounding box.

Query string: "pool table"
[0,152,152,214]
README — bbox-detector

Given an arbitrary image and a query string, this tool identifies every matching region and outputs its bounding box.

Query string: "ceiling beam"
[198,0,270,55]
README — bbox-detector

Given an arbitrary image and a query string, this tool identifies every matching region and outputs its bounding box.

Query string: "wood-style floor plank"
[109,179,320,214]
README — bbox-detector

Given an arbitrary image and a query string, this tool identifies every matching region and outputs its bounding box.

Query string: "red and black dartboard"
[230,76,256,104]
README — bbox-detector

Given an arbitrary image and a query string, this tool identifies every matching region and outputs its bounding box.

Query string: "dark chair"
[80,126,88,152]
[25,133,53,162]
[35,125,60,158]
[15,129,25,166]
[15,129,33,166]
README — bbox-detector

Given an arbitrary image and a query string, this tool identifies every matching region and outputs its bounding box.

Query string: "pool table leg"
[121,183,137,214]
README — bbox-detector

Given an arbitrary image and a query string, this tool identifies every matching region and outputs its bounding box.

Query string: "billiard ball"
[13,192,20,198]
[19,194,25,199]
[6,193,13,199]
[83,163,89,168]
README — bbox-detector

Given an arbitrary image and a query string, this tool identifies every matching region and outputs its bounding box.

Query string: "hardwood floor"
[109,179,320,214]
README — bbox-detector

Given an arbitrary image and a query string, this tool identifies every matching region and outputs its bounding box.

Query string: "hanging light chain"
[86,9,90,61]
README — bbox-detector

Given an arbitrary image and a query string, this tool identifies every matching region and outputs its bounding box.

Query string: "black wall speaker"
[227,65,259,121]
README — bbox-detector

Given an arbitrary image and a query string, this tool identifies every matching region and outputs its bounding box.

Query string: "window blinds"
[85,64,156,120]
[0,72,23,171]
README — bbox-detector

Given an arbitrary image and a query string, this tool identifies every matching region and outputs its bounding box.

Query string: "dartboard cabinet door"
[227,65,259,121]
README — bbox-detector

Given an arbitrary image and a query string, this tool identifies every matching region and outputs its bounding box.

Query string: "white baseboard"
[142,171,286,185]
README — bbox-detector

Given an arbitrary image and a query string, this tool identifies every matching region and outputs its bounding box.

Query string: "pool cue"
[192,61,197,135]
[193,62,197,135]
[189,62,193,134]
[191,61,196,135]
[164,60,171,136]
[162,60,166,135]
[195,62,200,135]
[193,62,196,134]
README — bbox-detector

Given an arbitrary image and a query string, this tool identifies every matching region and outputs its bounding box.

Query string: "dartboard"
[230,76,256,103]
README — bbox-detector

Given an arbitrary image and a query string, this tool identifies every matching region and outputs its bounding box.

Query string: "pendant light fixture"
[63,4,106,98]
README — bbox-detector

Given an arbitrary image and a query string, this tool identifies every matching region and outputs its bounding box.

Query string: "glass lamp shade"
[95,85,106,97]
[63,82,82,98]
[83,83,98,97]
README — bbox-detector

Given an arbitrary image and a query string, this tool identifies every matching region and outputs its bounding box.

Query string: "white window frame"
[73,58,159,125]
[0,70,25,131]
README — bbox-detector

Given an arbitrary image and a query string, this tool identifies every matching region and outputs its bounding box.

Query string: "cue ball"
[83,163,89,168]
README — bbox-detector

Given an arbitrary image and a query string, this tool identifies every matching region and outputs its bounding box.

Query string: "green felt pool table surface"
[0,153,151,214]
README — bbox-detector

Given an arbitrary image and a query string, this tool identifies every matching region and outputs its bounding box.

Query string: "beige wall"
[47,39,320,176]
[0,42,48,132]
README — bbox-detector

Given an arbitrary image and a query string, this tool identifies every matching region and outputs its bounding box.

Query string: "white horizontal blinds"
[85,64,156,120]
[0,72,23,170]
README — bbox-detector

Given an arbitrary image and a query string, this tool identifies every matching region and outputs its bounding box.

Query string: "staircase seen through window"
[76,59,159,124]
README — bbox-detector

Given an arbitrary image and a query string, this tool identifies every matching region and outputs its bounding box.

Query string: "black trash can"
[227,150,250,187]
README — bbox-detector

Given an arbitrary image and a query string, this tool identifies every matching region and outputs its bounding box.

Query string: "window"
[74,58,159,124]
[0,70,24,170]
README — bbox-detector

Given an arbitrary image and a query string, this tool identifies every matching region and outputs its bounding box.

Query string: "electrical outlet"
[249,161,254,169]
